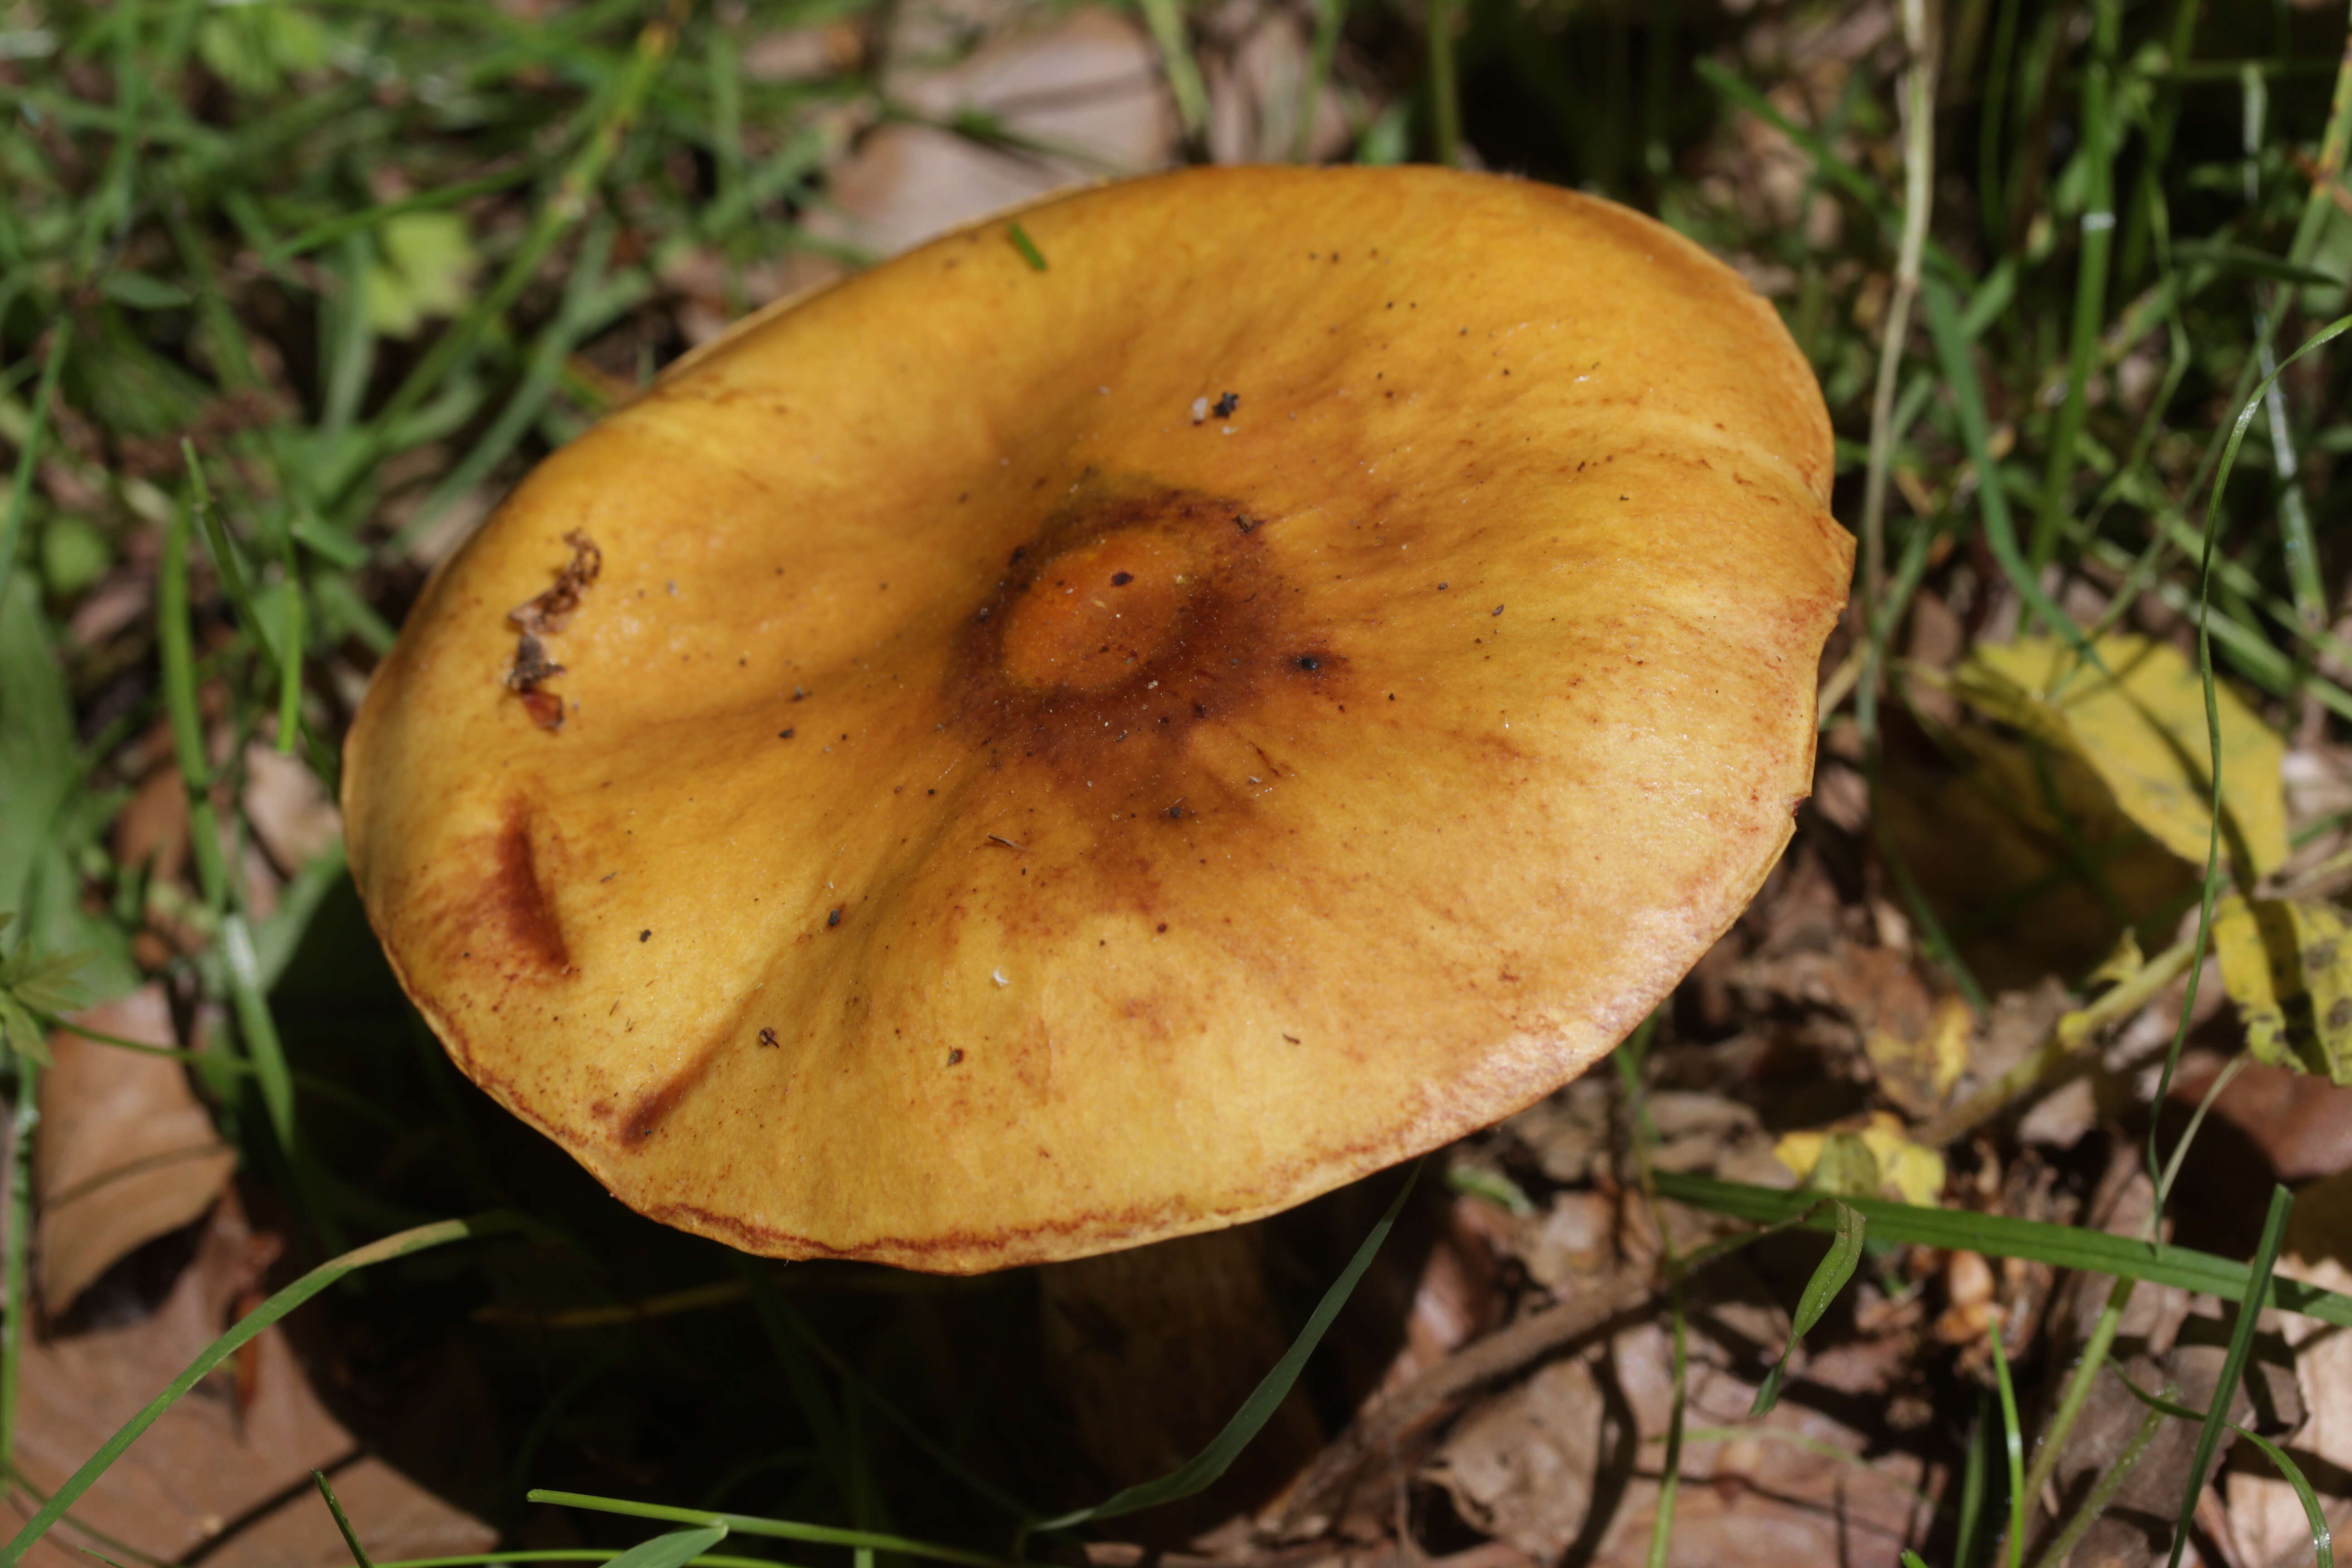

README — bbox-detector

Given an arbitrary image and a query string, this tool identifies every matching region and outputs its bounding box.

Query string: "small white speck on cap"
[1189,396,1209,424]
[991,968,1010,987]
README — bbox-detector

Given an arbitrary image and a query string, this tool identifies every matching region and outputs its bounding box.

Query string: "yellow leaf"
[2088,928,2146,989]
[1955,634,2288,877]
[1858,1117,1948,1206]
[1865,995,1973,1112]
[1781,1130,1881,1199]
[1927,997,1970,1096]
[1774,1129,1828,1183]
[1776,1112,1945,1206]
[1879,723,2197,992]
[2213,896,2352,1084]
[364,213,481,341]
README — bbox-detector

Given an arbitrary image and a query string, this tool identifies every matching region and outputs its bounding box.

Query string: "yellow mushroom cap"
[343,166,1852,1273]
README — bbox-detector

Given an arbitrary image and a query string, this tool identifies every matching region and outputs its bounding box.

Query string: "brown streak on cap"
[481,804,569,975]
[939,480,1353,826]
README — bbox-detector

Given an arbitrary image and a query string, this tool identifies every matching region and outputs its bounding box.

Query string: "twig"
[1916,934,2196,1148]
[1857,0,1940,715]
[1267,1270,1654,1537]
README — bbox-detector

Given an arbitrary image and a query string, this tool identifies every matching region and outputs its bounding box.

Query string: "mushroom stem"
[1039,1223,1323,1536]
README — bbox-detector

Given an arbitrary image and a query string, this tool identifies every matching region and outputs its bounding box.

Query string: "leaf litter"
[34,988,235,1316]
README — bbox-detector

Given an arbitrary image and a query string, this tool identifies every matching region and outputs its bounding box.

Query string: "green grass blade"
[1990,1313,2024,1568]
[314,1470,377,1568]
[2231,1425,2332,1566]
[2165,1184,2292,1568]
[318,235,376,454]
[1651,1172,2352,1327]
[181,442,278,669]
[359,13,675,470]
[1855,0,1937,750]
[2029,0,2120,570]
[181,443,307,756]
[2109,1364,2332,1568]
[3,1215,521,1562]
[2017,1275,2136,1530]
[605,1529,728,1568]
[391,221,638,558]
[2149,311,2352,1204]
[1004,222,1047,273]
[262,165,537,265]
[1749,1198,1864,1417]
[1134,0,1208,142]
[734,1267,851,1500]
[0,317,73,612]
[157,493,231,915]
[738,1264,1030,1520]
[524,1492,1007,1568]
[2169,242,2342,289]
[222,912,298,1161]
[2233,1431,2334,1568]
[1427,0,1460,166]
[1978,0,2021,240]
[2024,1386,2164,1568]
[1920,275,2092,660]
[0,1059,36,1483]
[1294,0,1344,161]
[1954,1391,1991,1568]
[1030,1160,1423,1532]
[1645,1282,1688,1568]
[0,1460,167,1568]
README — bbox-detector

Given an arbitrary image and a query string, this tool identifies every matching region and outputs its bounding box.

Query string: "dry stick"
[1921,836,2352,1153]
[1858,0,1940,671]
[1270,1270,1655,1537]
[1915,935,2196,1149]
[1087,1544,1338,1568]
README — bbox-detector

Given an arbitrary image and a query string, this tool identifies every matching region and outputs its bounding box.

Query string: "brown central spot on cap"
[942,480,1350,817]
[999,530,1199,691]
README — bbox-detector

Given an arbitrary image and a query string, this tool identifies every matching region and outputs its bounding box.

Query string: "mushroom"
[343,166,1850,1274]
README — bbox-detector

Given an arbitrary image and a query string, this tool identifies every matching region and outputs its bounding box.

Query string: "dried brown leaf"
[35,986,236,1314]
[9,1197,494,1568]
[240,745,342,874]
[809,6,1176,260]
[2229,1174,2352,1565]
[1582,1289,1931,1568]
[1425,1357,1607,1561]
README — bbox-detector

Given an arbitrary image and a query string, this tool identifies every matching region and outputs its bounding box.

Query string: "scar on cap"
[480,803,569,974]
[505,529,603,732]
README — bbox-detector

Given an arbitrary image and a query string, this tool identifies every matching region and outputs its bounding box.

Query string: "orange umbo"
[344,166,1852,1273]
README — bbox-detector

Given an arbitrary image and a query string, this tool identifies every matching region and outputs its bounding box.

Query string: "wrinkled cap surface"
[343,166,1852,1272]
